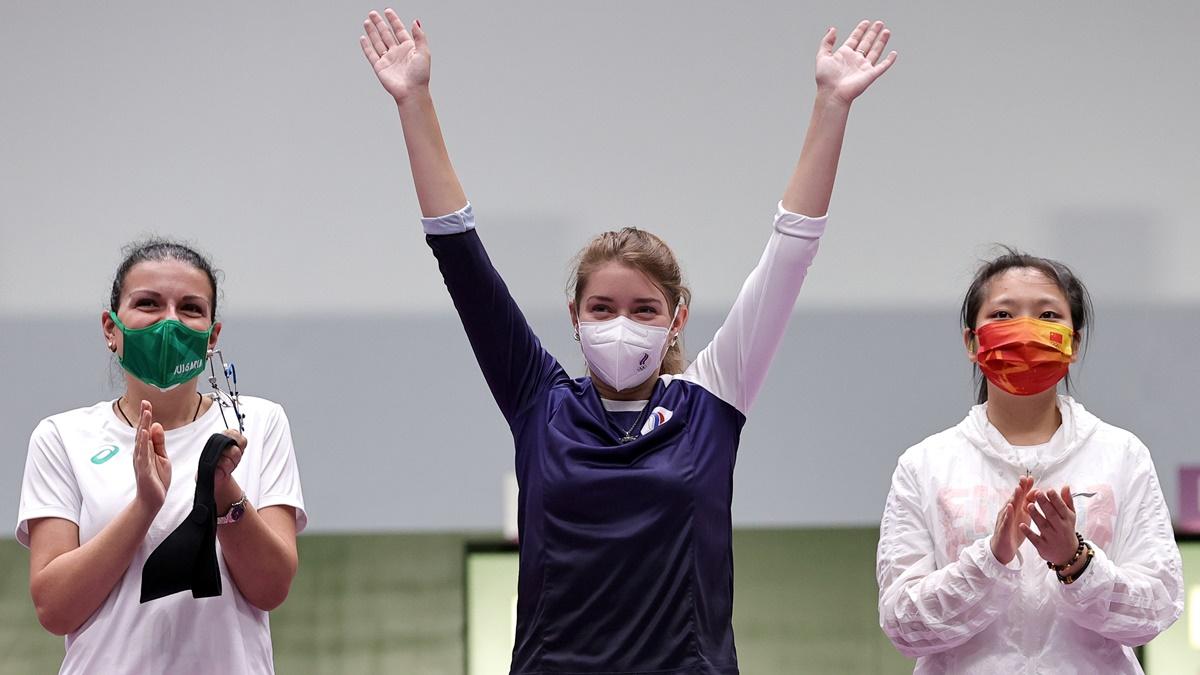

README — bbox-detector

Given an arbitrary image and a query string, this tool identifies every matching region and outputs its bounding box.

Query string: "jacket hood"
[956,395,1102,474]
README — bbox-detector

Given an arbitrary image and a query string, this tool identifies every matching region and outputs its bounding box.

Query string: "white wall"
[2,1,1198,532]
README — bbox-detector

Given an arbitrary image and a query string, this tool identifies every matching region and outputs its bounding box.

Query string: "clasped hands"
[990,475,1087,577]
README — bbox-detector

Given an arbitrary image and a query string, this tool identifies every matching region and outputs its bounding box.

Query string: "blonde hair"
[568,227,692,374]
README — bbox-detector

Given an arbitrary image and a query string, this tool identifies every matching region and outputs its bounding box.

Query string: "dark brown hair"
[110,238,221,319]
[960,246,1092,404]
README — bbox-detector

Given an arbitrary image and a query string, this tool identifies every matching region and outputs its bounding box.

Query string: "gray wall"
[3,2,1199,533]
[3,305,1197,533]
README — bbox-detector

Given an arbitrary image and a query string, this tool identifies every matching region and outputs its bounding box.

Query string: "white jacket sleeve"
[877,457,1021,658]
[1051,440,1184,645]
[680,203,825,415]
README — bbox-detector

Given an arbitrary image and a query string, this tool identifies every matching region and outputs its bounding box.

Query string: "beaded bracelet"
[1056,544,1094,585]
[1047,532,1086,572]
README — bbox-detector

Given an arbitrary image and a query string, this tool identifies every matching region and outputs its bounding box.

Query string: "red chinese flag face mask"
[974,317,1074,396]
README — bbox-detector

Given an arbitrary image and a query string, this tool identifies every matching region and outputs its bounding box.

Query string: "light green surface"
[1,528,915,674]
[733,529,913,674]
[0,542,62,674]
[1144,540,1200,675]
[466,552,520,675]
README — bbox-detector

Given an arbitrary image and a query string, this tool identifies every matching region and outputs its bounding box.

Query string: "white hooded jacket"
[877,396,1183,674]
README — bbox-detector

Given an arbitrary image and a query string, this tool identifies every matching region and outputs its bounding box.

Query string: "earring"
[107,341,115,351]
[574,331,580,342]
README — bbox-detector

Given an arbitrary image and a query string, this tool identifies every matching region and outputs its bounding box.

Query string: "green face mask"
[109,311,213,391]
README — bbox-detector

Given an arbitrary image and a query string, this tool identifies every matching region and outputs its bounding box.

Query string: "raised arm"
[682,20,897,413]
[360,9,464,217]
[360,10,565,422]
[783,20,896,215]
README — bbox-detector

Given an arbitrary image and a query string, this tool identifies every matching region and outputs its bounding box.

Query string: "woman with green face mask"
[16,239,307,674]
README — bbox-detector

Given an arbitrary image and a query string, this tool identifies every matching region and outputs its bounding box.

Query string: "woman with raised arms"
[361,10,896,673]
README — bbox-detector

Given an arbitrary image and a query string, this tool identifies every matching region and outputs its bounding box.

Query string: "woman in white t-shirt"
[876,249,1183,674]
[18,239,307,674]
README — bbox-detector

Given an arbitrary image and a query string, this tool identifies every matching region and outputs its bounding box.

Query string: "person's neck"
[119,378,206,431]
[985,386,1061,446]
[592,371,659,403]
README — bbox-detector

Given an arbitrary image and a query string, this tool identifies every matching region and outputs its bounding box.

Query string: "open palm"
[360,9,430,102]
[133,402,172,510]
[992,476,1035,564]
[816,20,897,105]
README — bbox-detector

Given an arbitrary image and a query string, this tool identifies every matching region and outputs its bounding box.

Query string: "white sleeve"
[16,419,82,547]
[679,203,826,414]
[1050,440,1183,645]
[420,201,475,235]
[877,457,1021,658]
[255,404,307,533]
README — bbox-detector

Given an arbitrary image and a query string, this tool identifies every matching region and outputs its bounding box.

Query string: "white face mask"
[577,306,678,392]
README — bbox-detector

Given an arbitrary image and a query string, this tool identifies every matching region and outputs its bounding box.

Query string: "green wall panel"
[1,529,916,674]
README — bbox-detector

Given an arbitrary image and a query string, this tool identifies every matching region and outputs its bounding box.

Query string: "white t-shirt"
[17,395,307,675]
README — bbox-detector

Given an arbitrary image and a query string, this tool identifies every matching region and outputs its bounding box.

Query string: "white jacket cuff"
[1054,540,1113,603]
[421,202,475,235]
[975,535,1023,579]
[774,202,827,239]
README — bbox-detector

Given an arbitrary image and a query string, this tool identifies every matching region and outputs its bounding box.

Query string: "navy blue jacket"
[425,203,826,674]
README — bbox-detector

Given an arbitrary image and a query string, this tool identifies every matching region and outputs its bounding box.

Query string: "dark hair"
[568,227,692,374]
[110,238,221,319]
[960,246,1093,404]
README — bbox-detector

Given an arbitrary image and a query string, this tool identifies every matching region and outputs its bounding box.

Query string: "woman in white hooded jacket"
[876,249,1183,674]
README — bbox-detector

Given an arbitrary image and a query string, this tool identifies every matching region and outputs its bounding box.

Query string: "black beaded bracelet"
[1057,543,1095,585]
[1047,532,1086,572]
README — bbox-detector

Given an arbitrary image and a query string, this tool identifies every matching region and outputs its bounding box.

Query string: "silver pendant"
[619,434,637,443]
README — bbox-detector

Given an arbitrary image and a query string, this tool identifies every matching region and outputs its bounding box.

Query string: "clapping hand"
[991,475,1036,565]
[1020,486,1082,571]
[132,401,171,512]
